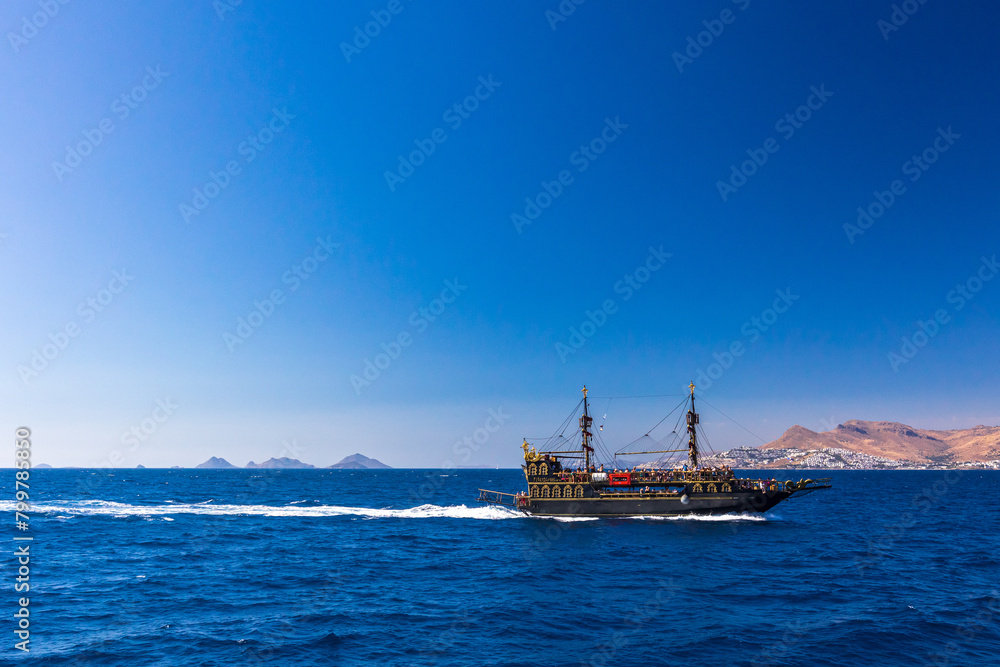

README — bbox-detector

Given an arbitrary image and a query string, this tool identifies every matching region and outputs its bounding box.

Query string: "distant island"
[702,420,1000,470]
[246,457,315,469]
[191,453,392,470]
[195,457,239,469]
[328,453,391,469]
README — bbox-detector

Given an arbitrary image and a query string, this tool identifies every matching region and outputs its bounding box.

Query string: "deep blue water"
[3,469,999,666]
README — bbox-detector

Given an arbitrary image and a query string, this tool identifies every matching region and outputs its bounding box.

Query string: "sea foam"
[0,500,526,520]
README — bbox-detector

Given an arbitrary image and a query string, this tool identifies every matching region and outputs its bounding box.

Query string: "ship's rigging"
[527,383,742,470]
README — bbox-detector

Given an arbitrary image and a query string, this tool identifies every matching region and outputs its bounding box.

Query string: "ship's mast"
[580,386,594,469]
[686,381,699,470]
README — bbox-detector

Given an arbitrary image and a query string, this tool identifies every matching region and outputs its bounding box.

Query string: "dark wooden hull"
[520,489,791,517]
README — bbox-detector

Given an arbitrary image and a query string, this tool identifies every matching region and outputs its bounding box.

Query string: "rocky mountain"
[195,456,239,469]
[328,453,391,469]
[245,457,315,469]
[761,420,1000,464]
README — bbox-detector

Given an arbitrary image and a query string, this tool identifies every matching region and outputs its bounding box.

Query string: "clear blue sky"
[3,1,998,467]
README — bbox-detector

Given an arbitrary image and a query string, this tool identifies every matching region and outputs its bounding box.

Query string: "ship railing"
[600,490,682,498]
[476,489,523,508]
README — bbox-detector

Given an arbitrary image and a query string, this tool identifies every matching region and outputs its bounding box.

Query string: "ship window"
[693,484,703,493]
[530,486,539,497]
[539,464,548,476]
[542,485,550,498]
[575,485,584,498]
[708,484,717,493]
[528,464,537,476]
[722,483,732,493]
[552,486,561,498]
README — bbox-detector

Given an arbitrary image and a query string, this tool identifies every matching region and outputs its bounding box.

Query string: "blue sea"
[4,469,999,666]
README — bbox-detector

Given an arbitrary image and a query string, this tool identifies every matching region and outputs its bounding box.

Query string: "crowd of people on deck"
[547,463,741,480]
[536,455,786,493]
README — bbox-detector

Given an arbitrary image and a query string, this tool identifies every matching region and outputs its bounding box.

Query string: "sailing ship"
[477,384,830,517]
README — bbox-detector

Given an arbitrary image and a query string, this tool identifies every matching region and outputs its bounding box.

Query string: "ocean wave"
[629,512,770,522]
[0,500,525,520]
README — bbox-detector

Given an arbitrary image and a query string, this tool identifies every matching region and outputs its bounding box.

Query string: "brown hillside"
[762,420,1000,463]
[923,424,1000,462]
